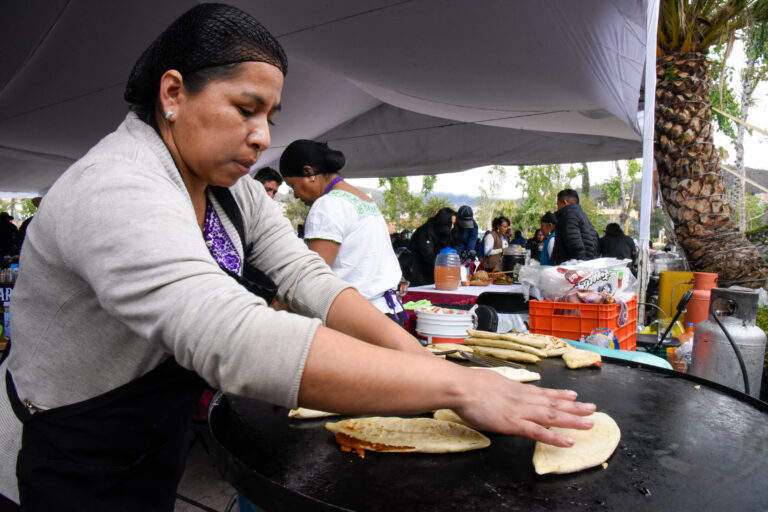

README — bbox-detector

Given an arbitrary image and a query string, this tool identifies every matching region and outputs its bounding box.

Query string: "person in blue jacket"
[451,205,478,261]
[539,212,557,265]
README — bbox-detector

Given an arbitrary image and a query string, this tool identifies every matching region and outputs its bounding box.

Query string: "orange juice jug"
[434,248,461,290]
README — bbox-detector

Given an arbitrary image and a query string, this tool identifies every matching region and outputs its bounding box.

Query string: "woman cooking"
[481,216,510,271]
[280,140,406,323]
[0,4,594,509]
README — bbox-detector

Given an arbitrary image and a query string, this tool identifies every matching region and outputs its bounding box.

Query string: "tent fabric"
[0,0,648,195]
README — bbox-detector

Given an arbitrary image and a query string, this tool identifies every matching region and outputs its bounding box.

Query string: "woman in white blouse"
[281,140,406,323]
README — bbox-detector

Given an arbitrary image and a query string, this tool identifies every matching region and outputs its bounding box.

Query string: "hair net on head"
[279,140,345,177]
[124,3,287,108]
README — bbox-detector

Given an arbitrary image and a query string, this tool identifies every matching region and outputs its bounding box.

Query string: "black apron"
[5,187,276,511]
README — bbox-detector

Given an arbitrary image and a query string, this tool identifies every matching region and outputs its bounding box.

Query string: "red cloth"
[403,290,478,306]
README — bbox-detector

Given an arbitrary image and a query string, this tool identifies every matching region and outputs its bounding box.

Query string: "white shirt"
[304,190,403,314]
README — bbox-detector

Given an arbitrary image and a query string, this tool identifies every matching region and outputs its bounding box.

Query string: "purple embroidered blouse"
[203,201,241,274]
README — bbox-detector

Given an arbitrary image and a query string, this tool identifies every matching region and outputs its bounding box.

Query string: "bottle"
[677,322,695,344]
[434,247,461,291]
[666,346,679,369]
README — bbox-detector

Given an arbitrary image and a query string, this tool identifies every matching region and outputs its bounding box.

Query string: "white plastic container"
[415,306,474,343]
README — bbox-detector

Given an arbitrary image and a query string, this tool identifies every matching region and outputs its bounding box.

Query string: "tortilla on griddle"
[288,408,338,419]
[532,412,620,474]
[562,348,602,368]
[472,346,540,363]
[464,337,547,358]
[325,417,490,458]
[544,338,571,357]
[472,366,541,382]
[466,329,551,349]
[426,343,473,359]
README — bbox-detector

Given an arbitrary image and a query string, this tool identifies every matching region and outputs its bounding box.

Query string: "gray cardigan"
[0,113,350,501]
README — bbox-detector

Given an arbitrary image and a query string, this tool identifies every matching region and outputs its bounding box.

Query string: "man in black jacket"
[550,189,599,265]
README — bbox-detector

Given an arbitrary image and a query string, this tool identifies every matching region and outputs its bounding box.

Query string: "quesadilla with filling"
[325,417,490,458]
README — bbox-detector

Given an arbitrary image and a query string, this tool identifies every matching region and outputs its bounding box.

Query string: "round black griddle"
[207,358,768,511]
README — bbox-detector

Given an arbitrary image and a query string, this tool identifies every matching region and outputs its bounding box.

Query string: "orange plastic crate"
[528,296,637,351]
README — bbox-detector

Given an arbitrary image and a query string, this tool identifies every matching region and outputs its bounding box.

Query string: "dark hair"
[534,229,543,238]
[557,188,580,204]
[541,212,557,225]
[124,3,287,126]
[492,216,510,230]
[254,166,283,185]
[514,230,522,238]
[279,140,345,177]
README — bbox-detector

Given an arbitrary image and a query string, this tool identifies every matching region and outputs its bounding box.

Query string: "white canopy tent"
[0,0,650,195]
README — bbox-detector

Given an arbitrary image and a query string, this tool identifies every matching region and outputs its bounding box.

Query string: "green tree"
[421,195,454,219]
[16,198,38,220]
[709,42,741,143]
[475,165,507,232]
[281,195,310,229]
[603,159,640,229]
[579,162,590,199]
[377,175,437,230]
[513,164,576,235]
[655,0,768,288]
[738,192,768,230]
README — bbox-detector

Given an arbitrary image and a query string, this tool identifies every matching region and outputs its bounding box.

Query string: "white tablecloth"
[407,283,541,299]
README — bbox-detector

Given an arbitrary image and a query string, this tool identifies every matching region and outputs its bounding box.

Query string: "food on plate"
[562,348,602,369]
[325,417,490,458]
[473,270,490,281]
[469,279,491,286]
[464,336,547,358]
[288,408,339,419]
[492,275,513,284]
[471,346,540,363]
[471,366,541,382]
[532,412,620,475]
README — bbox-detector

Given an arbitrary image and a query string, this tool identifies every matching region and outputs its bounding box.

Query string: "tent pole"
[638,0,660,325]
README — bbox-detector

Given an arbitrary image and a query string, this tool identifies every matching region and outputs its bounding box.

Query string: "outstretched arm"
[298,326,596,447]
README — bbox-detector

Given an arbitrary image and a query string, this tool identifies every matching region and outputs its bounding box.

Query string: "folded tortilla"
[562,348,602,369]
[472,346,540,363]
[464,337,548,358]
[325,417,490,458]
[533,412,620,474]
[466,329,551,349]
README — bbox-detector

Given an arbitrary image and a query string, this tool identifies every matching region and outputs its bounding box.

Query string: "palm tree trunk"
[654,52,768,289]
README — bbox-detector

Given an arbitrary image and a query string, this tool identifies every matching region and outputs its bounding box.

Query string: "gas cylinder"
[685,272,717,327]
[689,288,766,398]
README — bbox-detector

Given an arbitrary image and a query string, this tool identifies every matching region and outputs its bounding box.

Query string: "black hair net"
[280,140,345,177]
[124,3,287,107]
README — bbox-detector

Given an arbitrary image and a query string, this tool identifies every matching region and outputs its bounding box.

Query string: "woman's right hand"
[450,368,595,447]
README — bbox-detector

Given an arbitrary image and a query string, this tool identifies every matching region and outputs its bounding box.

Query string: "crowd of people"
[394,188,638,285]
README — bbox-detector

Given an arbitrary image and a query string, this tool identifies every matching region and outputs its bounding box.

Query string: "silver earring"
[164,110,174,120]
[311,176,315,182]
